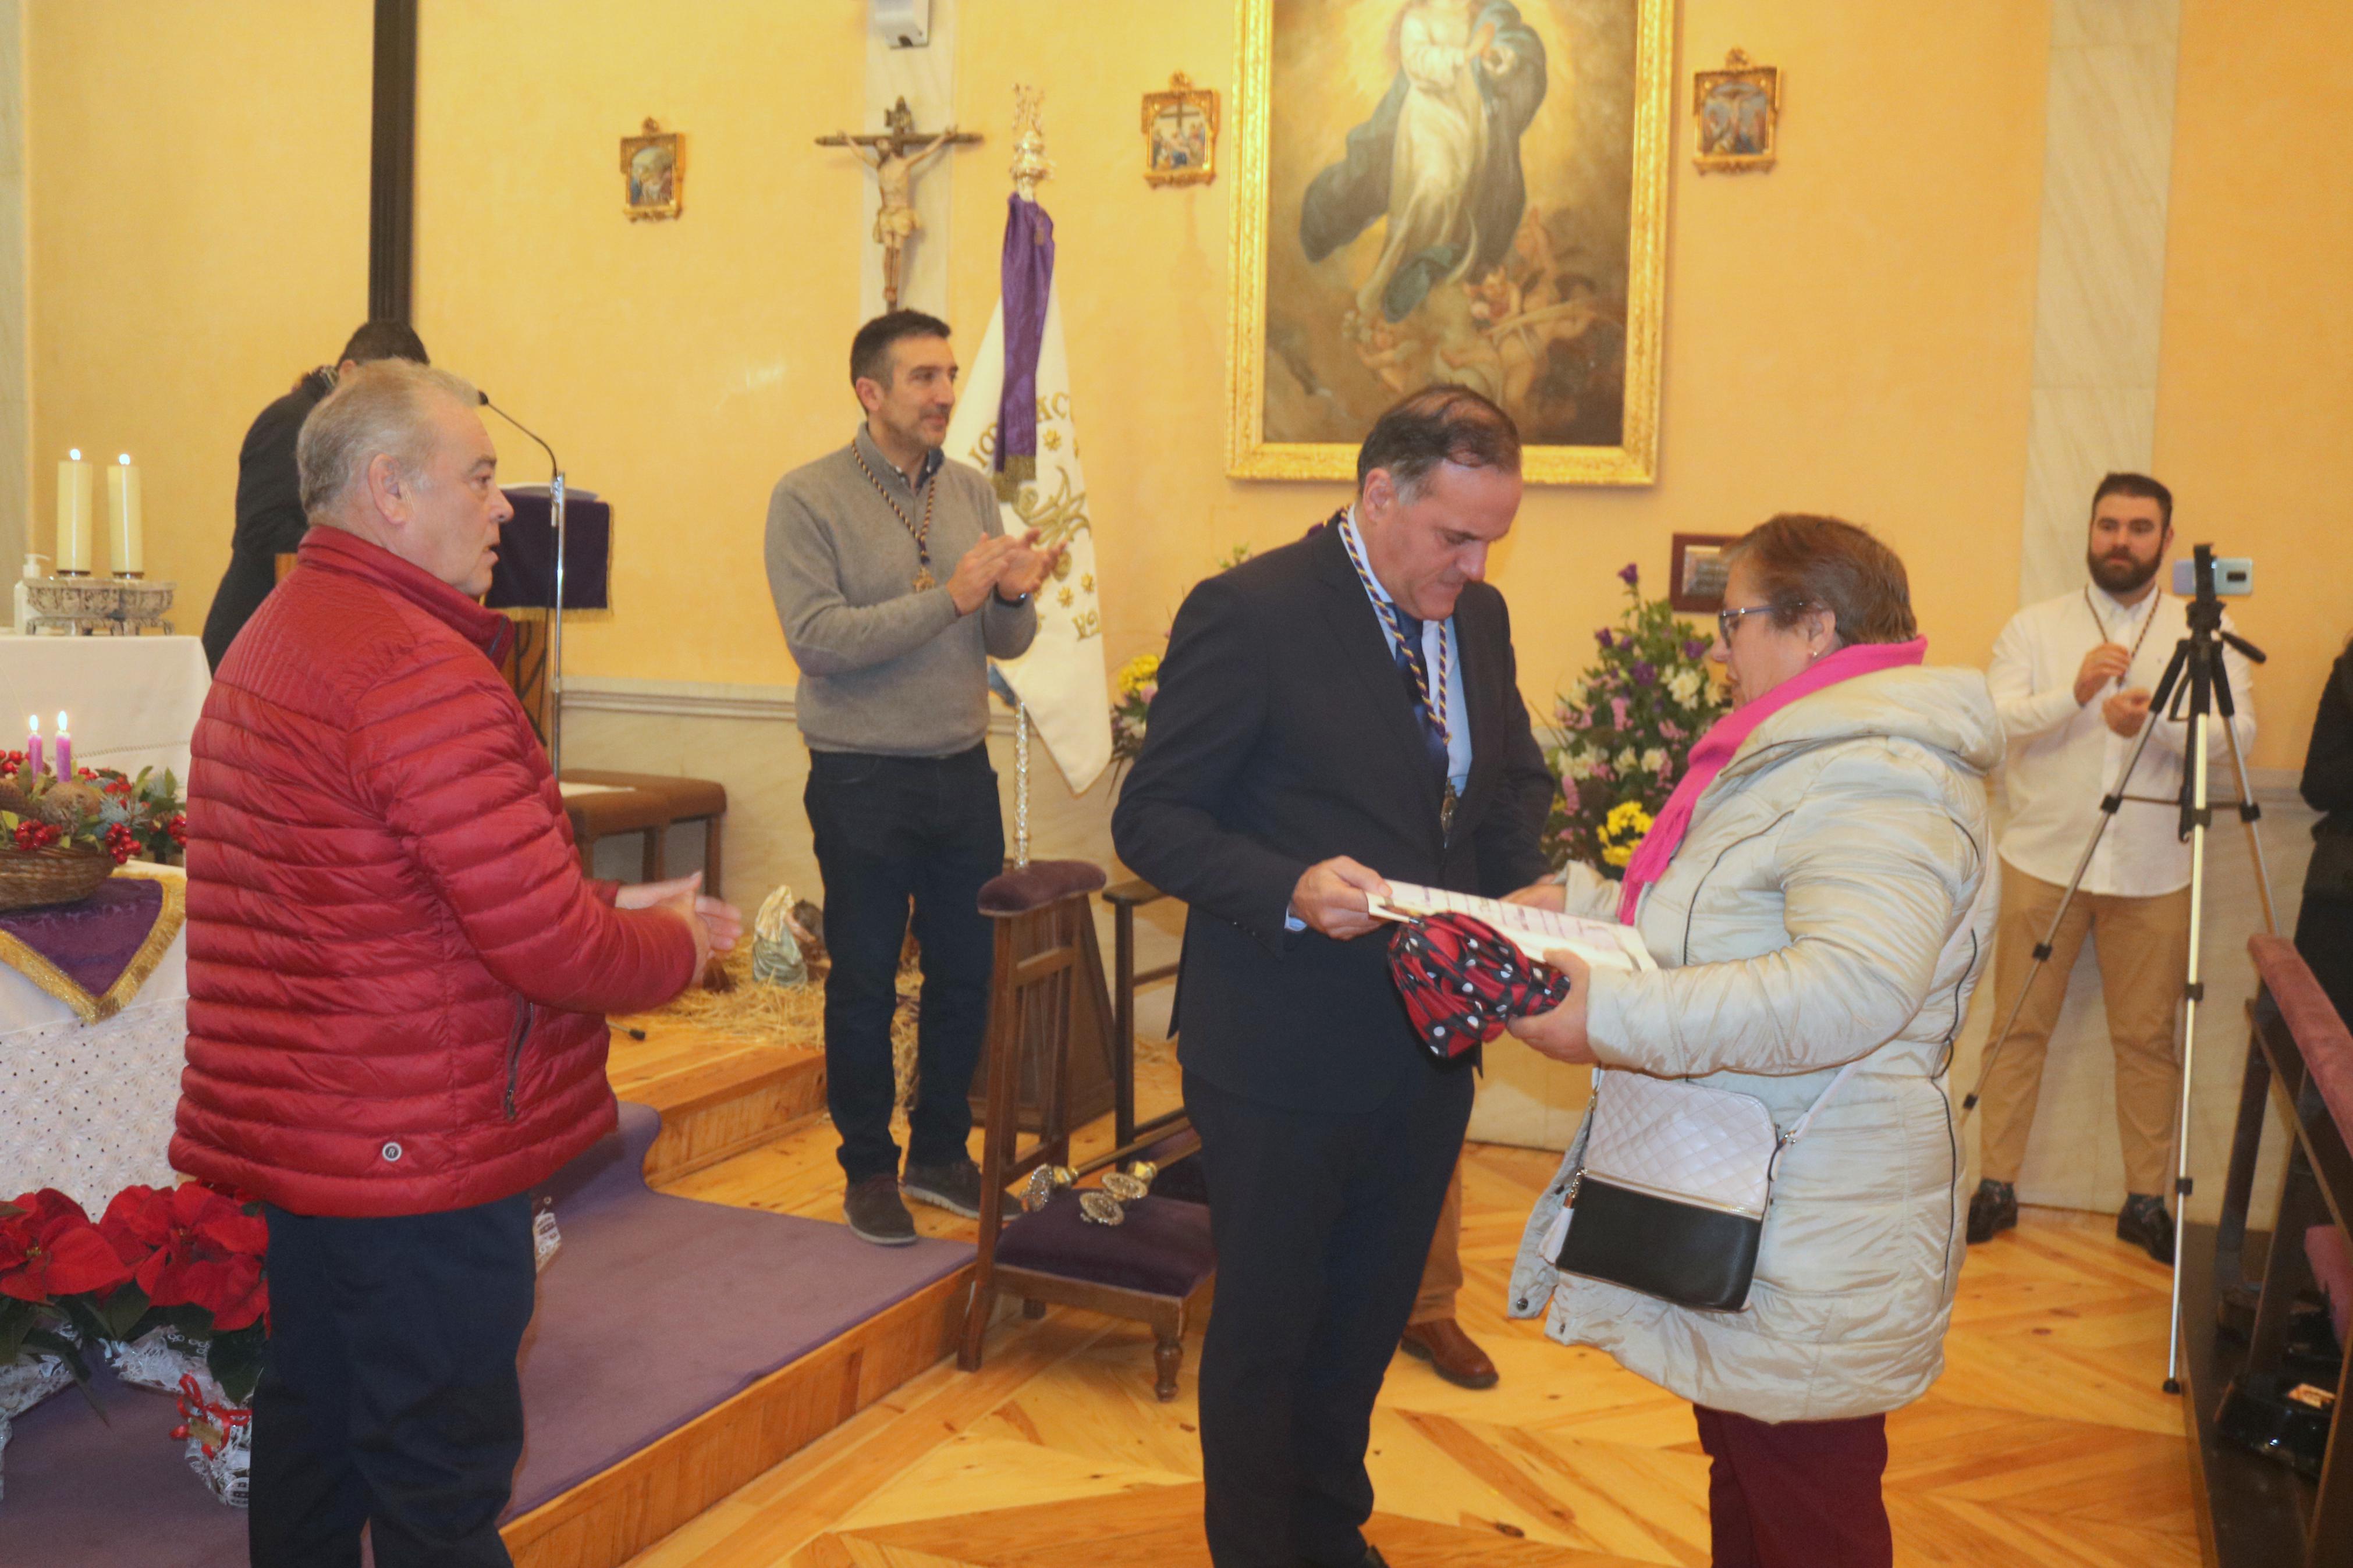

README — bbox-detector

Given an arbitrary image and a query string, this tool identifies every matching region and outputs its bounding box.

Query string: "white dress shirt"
[1988,584,2256,897]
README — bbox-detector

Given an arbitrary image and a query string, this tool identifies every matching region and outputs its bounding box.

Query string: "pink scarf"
[1617,638,1928,923]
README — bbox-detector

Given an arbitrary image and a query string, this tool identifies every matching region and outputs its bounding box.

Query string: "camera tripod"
[1961,545,2275,1393]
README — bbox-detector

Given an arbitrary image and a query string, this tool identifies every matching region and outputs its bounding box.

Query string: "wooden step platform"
[790,1482,1651,1567]
[609,1018,828,1188]
[504,1265,972,1568]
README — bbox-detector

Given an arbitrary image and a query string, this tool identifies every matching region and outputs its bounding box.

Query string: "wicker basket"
[0,845,114,912]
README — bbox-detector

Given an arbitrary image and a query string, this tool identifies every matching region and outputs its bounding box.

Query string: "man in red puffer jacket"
[173,359,739,1568]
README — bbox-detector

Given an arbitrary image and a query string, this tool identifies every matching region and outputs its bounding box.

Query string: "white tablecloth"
[0,870,189,1210]
[0,633,211,781]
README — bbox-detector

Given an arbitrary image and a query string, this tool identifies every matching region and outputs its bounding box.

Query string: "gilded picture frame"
[1226,0,1672,485]
[1144,72,1220,187]
[1692,49,1779,173]
[620,118,683,221]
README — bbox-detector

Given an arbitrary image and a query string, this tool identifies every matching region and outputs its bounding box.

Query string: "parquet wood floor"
[624,1066,2195,1567]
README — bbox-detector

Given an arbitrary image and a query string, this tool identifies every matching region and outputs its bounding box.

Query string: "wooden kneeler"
[958,861,1216,1401]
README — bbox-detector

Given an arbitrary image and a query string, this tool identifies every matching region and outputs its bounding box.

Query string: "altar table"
[0,867,189,1209]
[0,632,211,780]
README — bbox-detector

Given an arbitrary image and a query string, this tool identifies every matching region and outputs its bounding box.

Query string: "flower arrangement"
[0,765,186,866]
[1,1188,135,1406]
[80,1182,271,1405]
[1109,653,1159,774]
[1545,563,1729,876]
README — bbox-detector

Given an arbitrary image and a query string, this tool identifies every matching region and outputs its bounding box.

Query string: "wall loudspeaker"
[871,0,931,48]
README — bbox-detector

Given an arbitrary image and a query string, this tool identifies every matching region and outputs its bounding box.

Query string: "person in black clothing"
[2296,638,2353,1021]
[200,322,429,669]
[1111,387,1555,1568]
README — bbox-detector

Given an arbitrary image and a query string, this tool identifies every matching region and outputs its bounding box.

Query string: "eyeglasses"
[1716,603,1795,641]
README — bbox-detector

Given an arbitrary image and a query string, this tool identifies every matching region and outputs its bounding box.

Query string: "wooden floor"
[612,1047,2200,1568]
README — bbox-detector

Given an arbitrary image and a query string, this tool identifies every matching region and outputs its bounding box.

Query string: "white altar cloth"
[0,869,189,1210]
[0,633,211,781]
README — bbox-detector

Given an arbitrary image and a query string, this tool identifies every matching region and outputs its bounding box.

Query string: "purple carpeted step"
[0,1103,971,1563]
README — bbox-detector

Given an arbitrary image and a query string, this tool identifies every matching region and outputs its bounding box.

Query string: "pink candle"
[25,717,41,779]
[54,713,70,779]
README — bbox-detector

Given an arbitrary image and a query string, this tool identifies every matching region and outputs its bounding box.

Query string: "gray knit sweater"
[765,426,1037,756]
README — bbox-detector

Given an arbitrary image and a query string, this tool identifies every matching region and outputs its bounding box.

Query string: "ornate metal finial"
[1010,84,1052,201]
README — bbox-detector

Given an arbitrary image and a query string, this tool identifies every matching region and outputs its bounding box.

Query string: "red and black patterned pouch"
[1386,911,1573,1063]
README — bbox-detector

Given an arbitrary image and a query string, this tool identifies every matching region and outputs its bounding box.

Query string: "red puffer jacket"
[172,527,697,1217]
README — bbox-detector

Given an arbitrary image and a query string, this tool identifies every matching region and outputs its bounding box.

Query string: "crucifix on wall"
[818,98,981,311]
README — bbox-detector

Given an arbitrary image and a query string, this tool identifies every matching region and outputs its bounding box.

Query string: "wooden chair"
[959,861,1216,1401]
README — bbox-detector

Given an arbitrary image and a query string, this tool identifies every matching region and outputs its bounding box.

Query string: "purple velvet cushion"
[994,1191,1215,1297]
[978,859,1107,916]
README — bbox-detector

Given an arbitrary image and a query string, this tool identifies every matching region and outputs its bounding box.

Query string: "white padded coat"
[1507,664,2003,1423]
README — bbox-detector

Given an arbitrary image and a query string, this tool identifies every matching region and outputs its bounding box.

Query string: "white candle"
[55,450,93,575]
[107,454,144,577]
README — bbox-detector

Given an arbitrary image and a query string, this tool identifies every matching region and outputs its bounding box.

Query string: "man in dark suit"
[201,321,429,670]
[1112,388,1556,1567]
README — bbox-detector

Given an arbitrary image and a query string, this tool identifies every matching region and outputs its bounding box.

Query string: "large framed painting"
[1227,0,1673,483]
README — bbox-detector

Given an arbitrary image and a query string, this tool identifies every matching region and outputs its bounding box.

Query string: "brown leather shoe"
[1399,1318,1499,1389]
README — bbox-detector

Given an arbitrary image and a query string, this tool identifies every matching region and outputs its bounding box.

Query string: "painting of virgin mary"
[1229,0,1670,484]
[1300,1,1548,326]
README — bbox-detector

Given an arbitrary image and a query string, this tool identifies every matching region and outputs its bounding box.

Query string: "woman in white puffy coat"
[1506,515,2001,1568]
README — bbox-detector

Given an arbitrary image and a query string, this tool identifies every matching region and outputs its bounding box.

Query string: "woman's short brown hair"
[1726,514,1918,646]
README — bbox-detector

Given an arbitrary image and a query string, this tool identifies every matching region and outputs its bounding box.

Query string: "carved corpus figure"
[822,98,975,310]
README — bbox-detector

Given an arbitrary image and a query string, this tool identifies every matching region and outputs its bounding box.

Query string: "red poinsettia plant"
[0,1187,136,1390]
[71,1182,271,1404]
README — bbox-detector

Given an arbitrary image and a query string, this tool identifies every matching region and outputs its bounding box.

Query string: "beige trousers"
[1410,1160,1463,1325]
[1977,866,2191,1196]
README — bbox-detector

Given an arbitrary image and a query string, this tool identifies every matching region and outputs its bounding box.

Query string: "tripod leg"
[1963,692,2178,1113]
[2164,709,2213,1393]
[2214,699,2279,936]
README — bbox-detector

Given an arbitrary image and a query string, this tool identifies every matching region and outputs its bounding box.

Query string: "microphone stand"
[479,394,568,776]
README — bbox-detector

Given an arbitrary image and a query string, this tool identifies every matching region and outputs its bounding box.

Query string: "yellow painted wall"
[946,0,2050,717]
[25,1,369,618]
[26,2,2091,747]
[2156,0,2353,770]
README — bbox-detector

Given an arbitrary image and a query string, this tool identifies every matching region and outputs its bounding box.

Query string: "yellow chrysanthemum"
[1115,653,1160,698]
[1600,841,1637,867]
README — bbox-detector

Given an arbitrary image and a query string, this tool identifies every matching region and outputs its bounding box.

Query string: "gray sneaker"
[902,1158,1020,1221]
[843,1174,917,1246]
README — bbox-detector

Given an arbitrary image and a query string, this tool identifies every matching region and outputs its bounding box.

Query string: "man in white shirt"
[1970,472,2255,1262]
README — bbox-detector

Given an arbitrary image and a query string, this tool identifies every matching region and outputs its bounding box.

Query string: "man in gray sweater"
[766,310,1060,1245]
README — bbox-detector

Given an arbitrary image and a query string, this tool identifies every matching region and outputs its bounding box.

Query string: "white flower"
[1641,747,1668,774]
[1559,746,1596,781]
[1614,746,1639,773]
[1667,667,1703,706]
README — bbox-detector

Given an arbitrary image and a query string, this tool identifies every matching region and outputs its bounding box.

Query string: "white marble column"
[2015,0,2181,602]
[858,0,959,322]
[0,2,26,584]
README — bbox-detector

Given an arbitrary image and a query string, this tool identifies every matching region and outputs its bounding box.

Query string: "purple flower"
[1595,628,1614,650]
[1610,696,1631,728]
[1683,638,1708,660]
[1618,563,1640,587]
[1631,660,1656,687]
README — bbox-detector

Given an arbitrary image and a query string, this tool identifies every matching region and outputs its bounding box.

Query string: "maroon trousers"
[1692,1405,1892,1568]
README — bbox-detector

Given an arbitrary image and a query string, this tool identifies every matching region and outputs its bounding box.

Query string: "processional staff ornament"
[817,97,982,310]
[1009,85,1052,203]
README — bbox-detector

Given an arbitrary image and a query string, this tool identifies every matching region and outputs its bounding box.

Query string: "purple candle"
[54,713,70,779]
[25,717,40,780]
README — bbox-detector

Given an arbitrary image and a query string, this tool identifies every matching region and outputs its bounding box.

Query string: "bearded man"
[1968,472,2256,1261]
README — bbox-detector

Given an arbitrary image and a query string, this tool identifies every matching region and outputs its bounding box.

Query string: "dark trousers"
[805,744,1004,1183]
[1185,1055,1474,1568]
[249,1196,537,1568]
[1693,1405,1893,1568]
